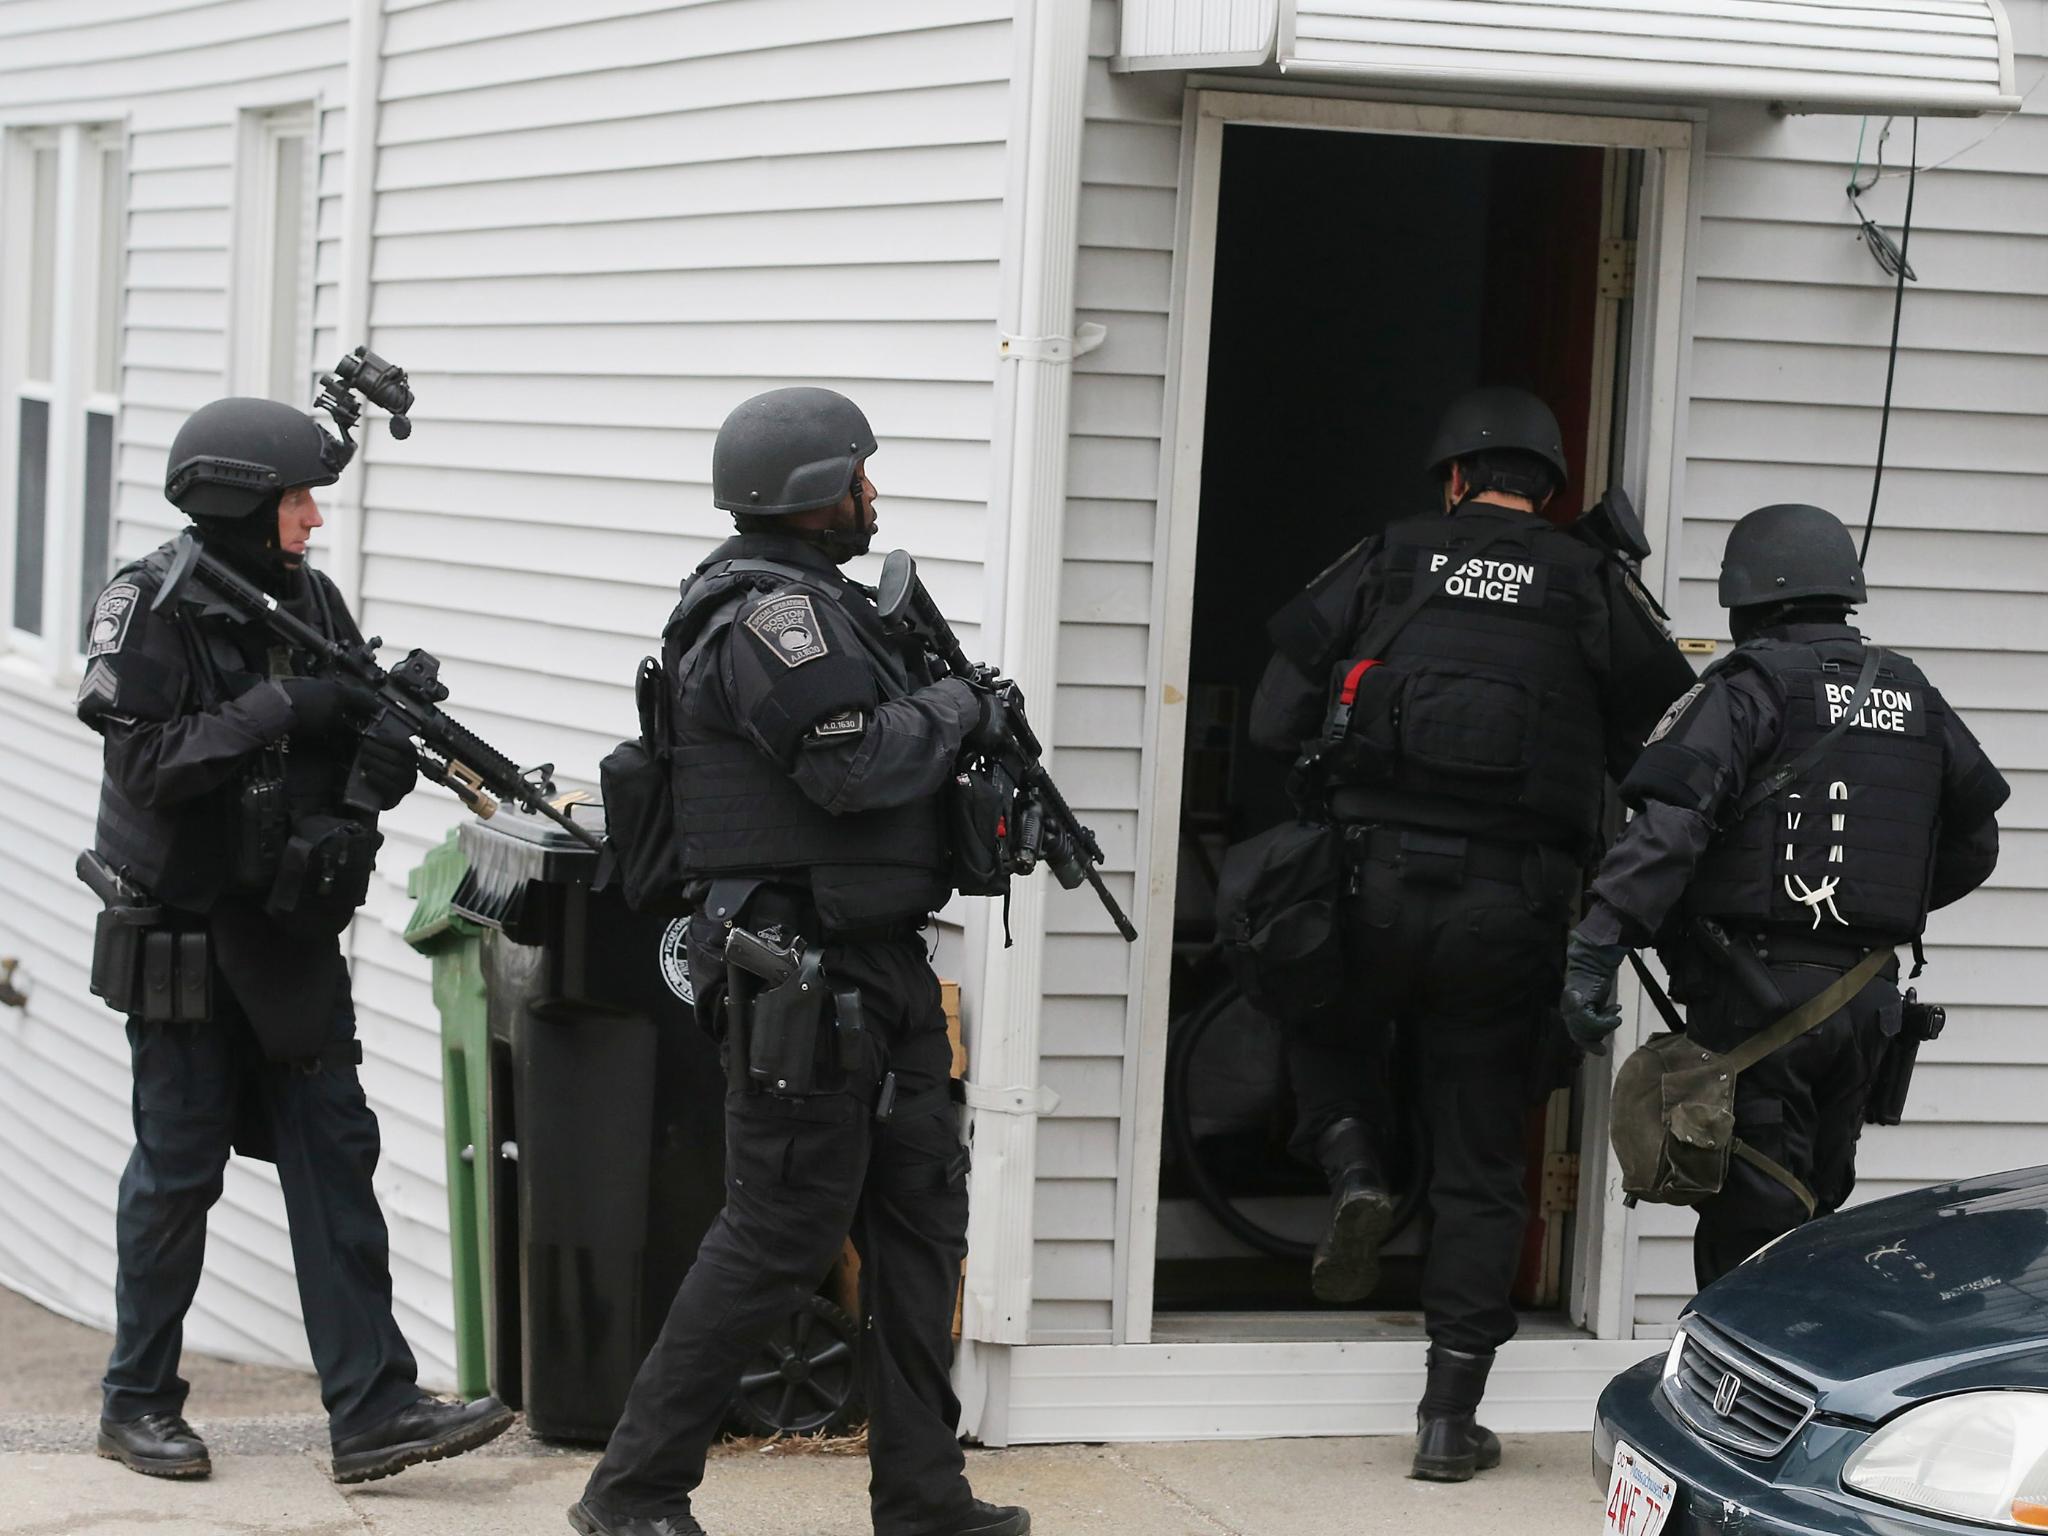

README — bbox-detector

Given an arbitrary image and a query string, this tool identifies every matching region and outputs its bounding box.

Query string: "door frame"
[1118,86,1698,1346]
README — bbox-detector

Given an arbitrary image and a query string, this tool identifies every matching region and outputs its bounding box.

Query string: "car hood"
[1692,1164,2048,1424]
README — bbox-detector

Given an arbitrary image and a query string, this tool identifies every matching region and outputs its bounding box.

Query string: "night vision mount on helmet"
[162,345,415,521]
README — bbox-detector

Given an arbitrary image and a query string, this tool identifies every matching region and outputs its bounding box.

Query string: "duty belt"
[1749,931,1885,969]
[1346,825,1535,886]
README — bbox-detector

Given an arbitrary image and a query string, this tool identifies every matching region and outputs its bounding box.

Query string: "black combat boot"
[1412,1344,1503,1482]
[902,1501,1030,1535]
[329,1393,514,1484]
[1310,1118,1396,1303]
[97,1412,211,1478]
[567,1502,707,1536]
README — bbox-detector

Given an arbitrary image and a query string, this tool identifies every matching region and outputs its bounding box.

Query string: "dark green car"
[1596,1165,2048,1535]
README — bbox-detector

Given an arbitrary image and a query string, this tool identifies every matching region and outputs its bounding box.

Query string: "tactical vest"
[1686,636,1948,945]
[1326,512,1611,853]
[664,552,949,923]
[93,547,359,911]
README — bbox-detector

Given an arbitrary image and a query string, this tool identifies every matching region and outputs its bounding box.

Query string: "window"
[232,106,317,403]
[3,124,124,663]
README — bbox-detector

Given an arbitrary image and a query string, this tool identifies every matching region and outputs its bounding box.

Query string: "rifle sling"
[1351,525,1527,667]
[1719,945,1894,1077]
[1731,644,1884,819]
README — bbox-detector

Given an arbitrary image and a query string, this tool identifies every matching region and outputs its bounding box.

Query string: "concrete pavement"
[0,1290,1607,1535]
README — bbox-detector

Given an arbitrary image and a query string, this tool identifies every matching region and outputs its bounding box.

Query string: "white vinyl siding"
[1024,1,1184,1344]
[0,0,417,1377]
[1632,0,2048,1328]
[1117,0,2021,114]
[346,0,1019,1368]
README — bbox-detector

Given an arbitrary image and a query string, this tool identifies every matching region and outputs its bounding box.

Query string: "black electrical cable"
[1861,116,1918,568]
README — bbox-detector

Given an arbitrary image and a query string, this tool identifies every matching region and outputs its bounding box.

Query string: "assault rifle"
[875,550,1138,943]
[152,531,602,853]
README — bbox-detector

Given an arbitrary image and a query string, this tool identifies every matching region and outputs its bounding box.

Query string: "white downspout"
[958,0,1093,1370]
[327,0,385,616]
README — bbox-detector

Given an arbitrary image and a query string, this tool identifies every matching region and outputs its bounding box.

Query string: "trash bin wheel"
[730,1293,861,1438]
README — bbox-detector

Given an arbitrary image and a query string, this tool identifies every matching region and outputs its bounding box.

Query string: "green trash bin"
[404,830,492,1400]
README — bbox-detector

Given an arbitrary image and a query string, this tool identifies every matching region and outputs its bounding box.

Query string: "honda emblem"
[1713,1371,1741,1418]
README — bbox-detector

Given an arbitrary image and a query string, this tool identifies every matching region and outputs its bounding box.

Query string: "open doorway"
[1156,121,1640,1331]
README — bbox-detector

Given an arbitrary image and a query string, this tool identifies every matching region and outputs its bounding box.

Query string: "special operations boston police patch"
[743,592,830,668]
[85,582,140,659]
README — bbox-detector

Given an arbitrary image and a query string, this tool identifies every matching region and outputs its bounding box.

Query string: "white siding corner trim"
[1117,0,2024,115]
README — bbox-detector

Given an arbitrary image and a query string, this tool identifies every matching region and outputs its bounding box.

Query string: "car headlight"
[1845,1392,2048,1529]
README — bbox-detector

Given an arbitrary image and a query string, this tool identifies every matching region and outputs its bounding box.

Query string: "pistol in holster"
[76,850,210,1024]
[1867,989,1945,1127]
[722,925,869,1101]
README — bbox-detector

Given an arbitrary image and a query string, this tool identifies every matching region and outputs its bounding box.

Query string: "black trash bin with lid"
[452,802,725,1444]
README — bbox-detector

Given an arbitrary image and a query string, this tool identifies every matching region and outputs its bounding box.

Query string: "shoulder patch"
[1646,681,1705,745]
[85,582,141,659]
[743,592,830,668]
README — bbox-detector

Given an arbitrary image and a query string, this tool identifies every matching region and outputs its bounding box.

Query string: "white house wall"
[0,0,1019,1384]
[1632,0,2048,1328]
[1023,0,1184,1344]
[1049,4,2048,1350]
[0,0,365,1372]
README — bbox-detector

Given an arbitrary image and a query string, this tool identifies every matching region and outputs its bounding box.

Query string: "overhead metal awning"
[1117,0,2022,114]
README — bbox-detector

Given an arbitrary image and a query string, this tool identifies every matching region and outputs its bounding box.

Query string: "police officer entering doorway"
[77,397,512,1482]
[1564,503,2008,1285]
[570,389,1027,1536]
[1250,387,1694,1481]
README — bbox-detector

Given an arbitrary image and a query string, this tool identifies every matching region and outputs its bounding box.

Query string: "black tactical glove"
[280,676,377,741]
[352,719,419,809]
[1559,932,1628,1056]
[965,686,1013,763]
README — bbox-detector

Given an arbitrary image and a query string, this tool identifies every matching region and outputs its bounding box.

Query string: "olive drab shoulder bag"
[1610,946,1893,1216]
[1611,644,1892,1215]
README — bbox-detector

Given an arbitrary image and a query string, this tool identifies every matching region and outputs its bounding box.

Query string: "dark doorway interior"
[1159,123,1613,1321]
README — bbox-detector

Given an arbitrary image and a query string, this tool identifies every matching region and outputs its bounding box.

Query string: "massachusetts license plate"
[1603,1439,1677,1536]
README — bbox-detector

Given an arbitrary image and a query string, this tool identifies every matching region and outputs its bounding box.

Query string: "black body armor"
[1684,637,1950,945]
[664,549,950,928]
[1323,511,1614,853]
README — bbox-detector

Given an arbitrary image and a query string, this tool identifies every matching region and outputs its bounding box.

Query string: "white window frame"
[228,104,319,405]
[1,121,126,676]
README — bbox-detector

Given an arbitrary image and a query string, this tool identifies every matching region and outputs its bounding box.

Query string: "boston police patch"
[743,592,830,668]
[1646,681,1705,744]
[85,582,140,659]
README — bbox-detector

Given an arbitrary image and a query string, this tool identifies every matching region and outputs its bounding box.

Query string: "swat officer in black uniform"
[1250,386,1695,1482]
[1562,503,2007,1286]
[77,397,512,1482]
[569,388,1027,1536]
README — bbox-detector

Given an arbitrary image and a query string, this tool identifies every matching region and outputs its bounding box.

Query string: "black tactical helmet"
[1718,503,1867,609]
[712,387,877,516]
[164,397,345,520]
[1425,386,1571,490]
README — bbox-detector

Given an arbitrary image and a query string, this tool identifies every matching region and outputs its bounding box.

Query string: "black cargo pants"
[583,923,973,1535]
[1682,952,1899,1287]
[1287,828,1574,1354]
[103,951,421,1437]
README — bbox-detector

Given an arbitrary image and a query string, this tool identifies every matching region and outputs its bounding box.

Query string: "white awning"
[1117,0,2023,114]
